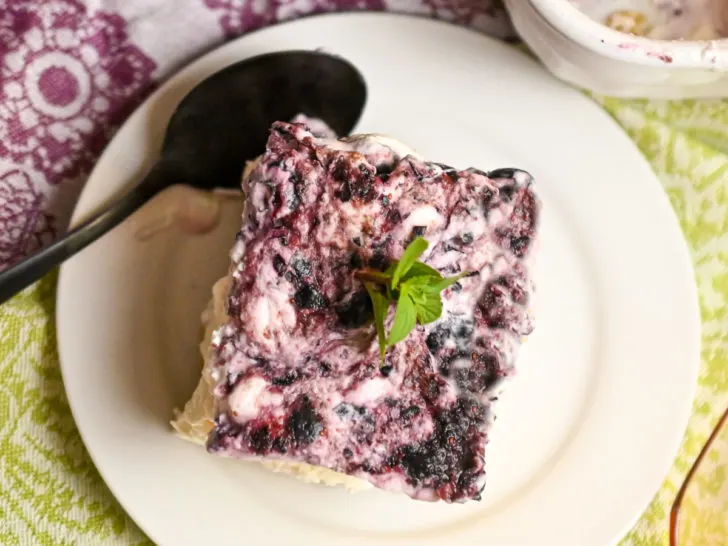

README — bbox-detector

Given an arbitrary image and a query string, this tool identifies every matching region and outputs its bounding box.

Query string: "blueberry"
[480,283,510,329]
[400,442,446,483]
[343,447,354,459]
[249,426,271,453]
[369,252,388,270]
[401,405,421,420]
[412,226,426,237]
[455,352,501,394]
[272,437,289,454]
[272,370,299,386]
[292,257,312,277]
[273,254,286,275]
[426,325,450,354]
[294,285,327,310]
[387,209,402,225]
[454,321,474,339]
[380,364,393,377]
[486,168,516,180]
[332,158,375,202]
[334,403,358,420]
[336,291,373,328]
[510,236,530,257]
[287,395,323,445]
[349,252,363,270]
[376,163,394,180]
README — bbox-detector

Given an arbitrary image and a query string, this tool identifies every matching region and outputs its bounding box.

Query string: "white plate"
[56,13,701,546]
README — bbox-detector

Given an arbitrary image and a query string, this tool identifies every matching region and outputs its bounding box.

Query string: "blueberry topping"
[426,324,450,354]
[349,252,363,270]
[510,236,530,257]
[480,283,509,329]
[368,252,388,270]
[454,321,474,339]
[249,426,271,453]
[212,122,540,502]
[387,209,402,225]
[294,285,327,310]
[401,405,421,420]
[334,403,362,420]
[482,187,496,211]
[455,352,501,394]
[272,437,289,454]
[292,257,312,277]
[288,395,323,446]
[486,168,516,180]
[272,370,299,386]
[331,156,375,202]
[376,163,395,178]
[273,254,286,275]
[336,291,373,328]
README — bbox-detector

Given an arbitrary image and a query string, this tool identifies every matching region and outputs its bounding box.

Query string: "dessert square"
[175,121,540,503]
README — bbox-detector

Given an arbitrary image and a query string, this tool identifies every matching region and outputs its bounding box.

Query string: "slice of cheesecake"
[173,120,540,502]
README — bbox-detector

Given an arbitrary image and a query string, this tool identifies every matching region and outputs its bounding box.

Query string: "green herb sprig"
[356,237,468,363]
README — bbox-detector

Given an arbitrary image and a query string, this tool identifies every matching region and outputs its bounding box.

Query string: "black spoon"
[0,50,366,305]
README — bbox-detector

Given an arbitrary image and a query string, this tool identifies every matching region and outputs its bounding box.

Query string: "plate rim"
[56,12,702,546]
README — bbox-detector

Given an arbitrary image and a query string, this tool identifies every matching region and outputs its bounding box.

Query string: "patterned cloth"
[0,1,726,544]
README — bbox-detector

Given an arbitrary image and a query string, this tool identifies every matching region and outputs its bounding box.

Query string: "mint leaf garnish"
[390,237,429,289]
[414,290,442,325]
[364,281,388,361]
[400,262,441,284]
[426,271,469,293]
[355,237,469,365]
[388,285,417,345]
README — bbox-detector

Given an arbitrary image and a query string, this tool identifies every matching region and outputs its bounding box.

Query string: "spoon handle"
[0,163,171,306]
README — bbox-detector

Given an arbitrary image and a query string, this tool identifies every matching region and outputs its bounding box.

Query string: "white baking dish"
[505,0,728,98]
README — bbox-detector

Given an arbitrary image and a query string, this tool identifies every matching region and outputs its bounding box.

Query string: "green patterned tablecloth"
[2,99,728,546]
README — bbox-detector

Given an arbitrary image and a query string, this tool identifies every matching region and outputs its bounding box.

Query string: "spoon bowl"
[0,50,367,304]
[163,50,367,189]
